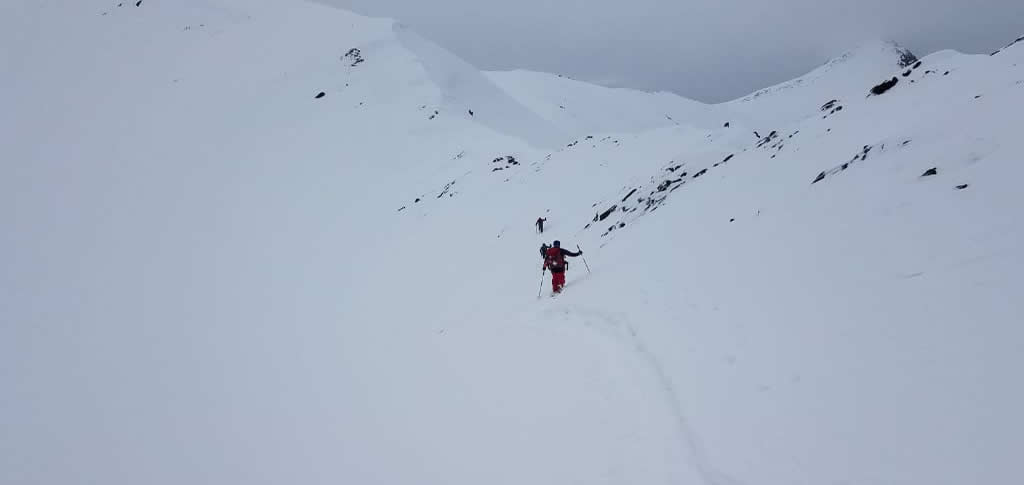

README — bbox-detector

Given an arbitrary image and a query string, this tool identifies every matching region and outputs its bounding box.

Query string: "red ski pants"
[551,271,566,293]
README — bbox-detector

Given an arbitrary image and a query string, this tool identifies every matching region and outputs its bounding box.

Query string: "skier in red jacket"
[542,240,582,293]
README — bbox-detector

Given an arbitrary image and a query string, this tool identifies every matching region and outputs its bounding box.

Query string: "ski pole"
[537,268,546,297]
[577,245,592,274]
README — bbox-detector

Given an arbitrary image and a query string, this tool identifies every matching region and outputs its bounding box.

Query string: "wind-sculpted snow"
[1,2,1022,485]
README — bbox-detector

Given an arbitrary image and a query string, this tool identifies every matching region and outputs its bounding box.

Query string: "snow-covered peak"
[721,40,920,128]
[484,69,716,136]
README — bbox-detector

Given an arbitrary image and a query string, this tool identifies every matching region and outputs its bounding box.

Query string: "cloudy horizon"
[317,0,1024,102]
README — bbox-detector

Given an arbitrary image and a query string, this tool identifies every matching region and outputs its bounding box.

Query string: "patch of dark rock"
[314,92,326,99]
[955,184,969,190]
[693,168,708,178]
[618,222,626,228]
[344,48,365,67]
[812,171,826,184]
[136,0,142,6]
[414,198,421,203]
[722,154,734,163]
[729,218,735,222]
[821,99,839,111]
[974,95,982,99]
[913,61,923,69]
[757,131,779,148]
[436,180,456,199]
[944,71,950,75]
[724,122,730,128]
[870,77,899,96]
[597,205,618,222]
[397,206,406,212]
[902,69,912,77]
[921,167,938,177]
[656,179,679,192]
[468,109,474,116]
[621,188,638,202]
[898,50,919,68]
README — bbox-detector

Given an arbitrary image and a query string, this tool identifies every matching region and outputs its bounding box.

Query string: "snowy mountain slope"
[2,1,1022,485]
[386,33,1024,485]
[722,40,920,128]
[485,69,717,135]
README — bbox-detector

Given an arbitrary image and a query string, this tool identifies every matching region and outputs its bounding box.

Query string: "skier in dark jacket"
[542,240,582,293]
[535,217,547,233]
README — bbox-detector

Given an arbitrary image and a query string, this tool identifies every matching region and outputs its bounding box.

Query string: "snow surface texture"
[2,1,1022,484]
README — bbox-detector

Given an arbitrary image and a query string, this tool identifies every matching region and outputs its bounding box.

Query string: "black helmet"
[553,240,561,247]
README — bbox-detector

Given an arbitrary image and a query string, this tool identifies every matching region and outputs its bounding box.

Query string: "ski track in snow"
[543,304,745,485]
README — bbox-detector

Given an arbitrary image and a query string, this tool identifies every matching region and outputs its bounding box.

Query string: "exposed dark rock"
[344,48,365,67]
[812,171,826,184]
[314,92,326,99]
[436,180,455,199]
[897,49,919,68]
[821,99,839,111]
[136,0,142,6]
[468,109,474,116]
[870,77,899,96]
[913,61,923,69]
[397,206,405,212]
[693,168,708,178]
[955,184,969,190]
[722,154,734,163]
[990,35,1024,56]
[598,205,617,221]
[921,167,938,177]
[902,69,912,77]
[757,131,780,148]
[724,122,730,128]
[944,71,950,75]
[621,188,638,202]
[414,198,421,203]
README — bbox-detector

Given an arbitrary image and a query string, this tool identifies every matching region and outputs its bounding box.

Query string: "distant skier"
[542,240,582,294]
[535,217,547,233]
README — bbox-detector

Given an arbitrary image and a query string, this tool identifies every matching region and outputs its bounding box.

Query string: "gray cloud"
[316,0,1024,102]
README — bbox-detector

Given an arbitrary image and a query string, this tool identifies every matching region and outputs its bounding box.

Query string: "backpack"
[539,243,550,258]
[544,246,566,272]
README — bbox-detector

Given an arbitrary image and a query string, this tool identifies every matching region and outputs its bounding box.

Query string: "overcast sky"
[317,0,1024,102]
